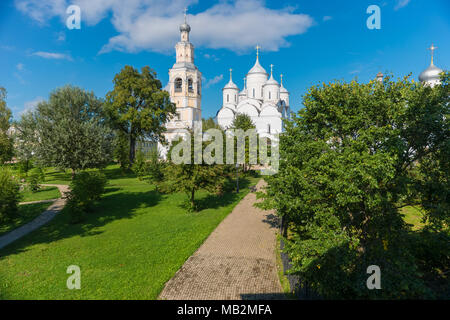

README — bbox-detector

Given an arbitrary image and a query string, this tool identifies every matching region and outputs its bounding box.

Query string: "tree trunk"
[71,168,76,180]
[129,135,136,166]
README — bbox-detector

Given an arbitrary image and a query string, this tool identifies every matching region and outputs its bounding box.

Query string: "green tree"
[104,66,176,165]
[0,87,13,164]
[231,113,257,171]
[258,73,449,298]
[164,130,231,211]
[31,85,113,178]
[14,111,38,173]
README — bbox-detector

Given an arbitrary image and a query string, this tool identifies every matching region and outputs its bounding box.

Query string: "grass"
[0,202,51,237]
[20,187,61,203]
[0,165,259,299]
[401,206,426,230]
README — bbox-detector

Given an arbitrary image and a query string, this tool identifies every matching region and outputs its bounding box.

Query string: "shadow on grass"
[0,189,163,258]
[193,177,255,211]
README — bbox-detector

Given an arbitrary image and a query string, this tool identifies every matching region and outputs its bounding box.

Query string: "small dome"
[180,23,191,33]
[248,58,267,75]
[264,74,279,86]
[419,64,443,82]
[280,86,289,94]
[224,80,239,90]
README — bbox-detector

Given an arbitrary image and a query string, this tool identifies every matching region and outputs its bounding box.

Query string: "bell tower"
[167,8,202,129]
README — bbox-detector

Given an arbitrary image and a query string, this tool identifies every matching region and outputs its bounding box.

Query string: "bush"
[0,167,21,221]
[27,167,45,193]
[132,149,148,180]
[66,171,107,223]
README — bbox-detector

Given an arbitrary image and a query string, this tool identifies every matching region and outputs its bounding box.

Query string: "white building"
[216,47,291,136]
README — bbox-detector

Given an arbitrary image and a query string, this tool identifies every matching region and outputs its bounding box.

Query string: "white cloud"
[205,74,224,88]
[21,96,45,115]
[16,63,25,71]
[15,0,314,54]
[394,0,410,10]
[323,16,332,22]
[32,51,73,60]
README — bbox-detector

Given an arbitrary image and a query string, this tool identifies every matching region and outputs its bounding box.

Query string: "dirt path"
[159,179,283,300]
[0,184,69,250]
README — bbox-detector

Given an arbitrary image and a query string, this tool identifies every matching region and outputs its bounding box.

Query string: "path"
[159,179,284,300]
[0,184,69,250]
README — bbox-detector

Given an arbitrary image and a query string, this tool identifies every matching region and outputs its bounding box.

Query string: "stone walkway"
[0,184,69,250]
[159,179,284,300]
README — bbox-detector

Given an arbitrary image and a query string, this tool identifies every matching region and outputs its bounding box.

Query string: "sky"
[0,0,449,120]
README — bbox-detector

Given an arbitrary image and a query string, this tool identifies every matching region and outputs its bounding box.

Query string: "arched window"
[197,82,201,94]
[261,88,263,97]
[253,88,255,98]
[175,78,182,92]
[267,124,271,134]
[188,78,194,93]
[269,91,271,100]
[227,94,229,102]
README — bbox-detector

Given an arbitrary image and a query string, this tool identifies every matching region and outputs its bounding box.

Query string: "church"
[156,12,444,158]
[216,47,291,136]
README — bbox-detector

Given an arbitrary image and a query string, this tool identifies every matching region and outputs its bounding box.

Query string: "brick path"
[0,184,69,250]
[159,179,284,300]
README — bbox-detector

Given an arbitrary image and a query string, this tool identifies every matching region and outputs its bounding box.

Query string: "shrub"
[66,171,107,223]
[0,167,21,221]
[132,149,148,180]
[27,167,45,193]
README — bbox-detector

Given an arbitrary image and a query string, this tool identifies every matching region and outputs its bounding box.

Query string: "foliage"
[231,113,257,171]
[113,131,131,171]
[164,130,232,211]
[258,72,449,299]
[0,166,21,221]
[104,65,176,165]
[13,111,38,166]
[132,149,148,181]
[0,87,13,164]
[27,167,45,193]
[23,86,113,177]
[66,171,107,223]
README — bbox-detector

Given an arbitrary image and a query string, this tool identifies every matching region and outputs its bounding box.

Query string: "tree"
[31,85,113,177]
[164,129,231,211]
[231,113,257,172]
[258,73,449,298]
[13,111,38,173]
[104,66,176,165]
[0,87,13,164]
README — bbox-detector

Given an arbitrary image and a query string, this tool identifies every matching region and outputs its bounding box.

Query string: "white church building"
[216,47,291,136]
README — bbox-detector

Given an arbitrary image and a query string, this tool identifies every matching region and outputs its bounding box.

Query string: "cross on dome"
[428,43,438,65]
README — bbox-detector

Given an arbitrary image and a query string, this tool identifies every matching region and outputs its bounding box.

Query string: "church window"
[267,124,271,134]
[175,78,182,92]
[188,78,194,93]
[227,94,229,103]
[269,92,271,100]
[253,88,255,98]
[261,88,263,97]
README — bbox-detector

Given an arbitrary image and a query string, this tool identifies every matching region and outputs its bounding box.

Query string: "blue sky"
[0,0,449,120]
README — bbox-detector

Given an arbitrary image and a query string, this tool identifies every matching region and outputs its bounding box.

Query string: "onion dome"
[247,45,267,75]
[223,69,239,90]
[419,44,443,83]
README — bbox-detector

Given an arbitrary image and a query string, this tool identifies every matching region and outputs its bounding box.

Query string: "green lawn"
[0,165,259,299]
[401,206,426,230]
[20,187,61,203]
[0,202,51,237]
